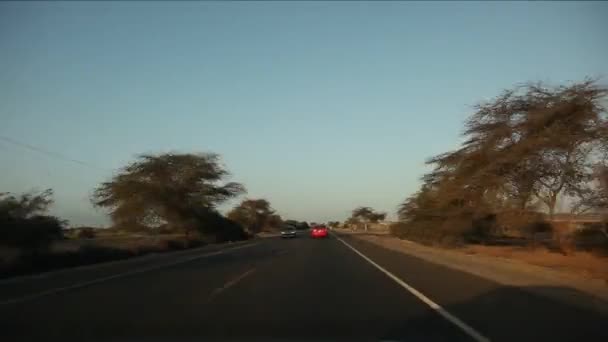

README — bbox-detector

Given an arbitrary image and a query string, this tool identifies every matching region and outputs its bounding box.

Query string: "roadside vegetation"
[0,189,65,252]
[345,207,387,231]
[0,152,281,278]
[283,220,310,230]
[227,198,283,233]
[391,78,608,255]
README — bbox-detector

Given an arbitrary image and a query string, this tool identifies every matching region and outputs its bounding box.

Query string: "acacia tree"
[397,78,608,243]
[350,206,386,231]
[463,79,607,217]
[92,153,245,238]
[227,198,281,233]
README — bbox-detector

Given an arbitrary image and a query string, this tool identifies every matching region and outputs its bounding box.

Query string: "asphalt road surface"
[1,232,607,341]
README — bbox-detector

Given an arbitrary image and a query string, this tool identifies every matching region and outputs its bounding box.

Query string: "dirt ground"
[337,228,608,282]
[462,244,608,281]
[336,230,608,314]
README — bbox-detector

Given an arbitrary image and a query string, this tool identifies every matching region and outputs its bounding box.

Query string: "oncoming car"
[310,225,329,239]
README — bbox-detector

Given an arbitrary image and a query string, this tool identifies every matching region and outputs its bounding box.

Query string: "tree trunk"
[548,193,558,219]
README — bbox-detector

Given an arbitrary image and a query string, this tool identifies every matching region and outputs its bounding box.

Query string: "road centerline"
[334,234,491,342]
[207,268,256,302]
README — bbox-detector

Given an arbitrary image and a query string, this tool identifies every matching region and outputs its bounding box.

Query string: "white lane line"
[335,235,491,342]
[0,243,258,306]
[207,268,256,302]
[0,240,253,285]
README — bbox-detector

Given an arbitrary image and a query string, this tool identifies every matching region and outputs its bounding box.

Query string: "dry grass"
[50,233,188,253]
[348,232,608,283]
[1,232,202,279]
[462,244,608,281]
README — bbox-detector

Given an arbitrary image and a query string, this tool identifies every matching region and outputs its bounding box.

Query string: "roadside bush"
[196,210,250,243]
[466,214,498,242]
[572,224,608,254]
[389,221,464,247]
[389,222,409,238]
[0,215,64,250]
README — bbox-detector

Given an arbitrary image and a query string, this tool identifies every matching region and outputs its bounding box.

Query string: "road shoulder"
[337,231,608,315]
[0,240,257,304]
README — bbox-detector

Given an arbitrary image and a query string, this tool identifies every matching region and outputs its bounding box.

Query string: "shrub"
[389,220,464,247]
[389,222,409,238]
[572,223,608,254]
[196,210,249,243]
[0,215,64,250]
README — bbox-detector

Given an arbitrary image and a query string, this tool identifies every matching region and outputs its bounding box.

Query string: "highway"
[1,232,607,341]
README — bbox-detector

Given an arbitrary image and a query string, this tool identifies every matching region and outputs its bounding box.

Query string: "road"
[1,232,607,341]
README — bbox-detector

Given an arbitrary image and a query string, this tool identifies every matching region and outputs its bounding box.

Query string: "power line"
[0,135,111,172]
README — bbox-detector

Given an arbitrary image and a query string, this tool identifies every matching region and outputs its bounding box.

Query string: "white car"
[280,226,297,238]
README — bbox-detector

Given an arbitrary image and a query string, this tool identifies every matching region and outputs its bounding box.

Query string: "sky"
[1,1,607,226]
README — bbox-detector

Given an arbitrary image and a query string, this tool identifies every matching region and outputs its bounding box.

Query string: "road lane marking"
[207,268,256,302]
[0,240,254,285]
[0,243,258,306]
[335,235,491,342]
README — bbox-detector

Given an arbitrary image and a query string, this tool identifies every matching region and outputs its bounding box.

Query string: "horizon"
[1,1,607,226]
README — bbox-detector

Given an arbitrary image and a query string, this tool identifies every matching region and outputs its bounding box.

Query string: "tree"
[0,189,54,220]
[327,221,341,228]
[350,207,387,231]
[463,79,608,218]
[266,214,283,230]
[0,189,65,250]
[227,199,280,234]
[397,78,608,244]
[92,153,245,239]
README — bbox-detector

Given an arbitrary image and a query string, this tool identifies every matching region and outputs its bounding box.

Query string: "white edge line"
[0,240,253,285]
[0,243,258,306]
[334,234,491,342]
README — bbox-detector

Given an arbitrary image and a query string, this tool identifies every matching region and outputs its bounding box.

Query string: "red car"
[310,225,329,238]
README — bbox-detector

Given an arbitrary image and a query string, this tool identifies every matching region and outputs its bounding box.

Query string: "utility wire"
[0,135,111,172]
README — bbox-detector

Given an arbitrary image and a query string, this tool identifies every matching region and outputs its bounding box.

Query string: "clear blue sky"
[1,1,607,226]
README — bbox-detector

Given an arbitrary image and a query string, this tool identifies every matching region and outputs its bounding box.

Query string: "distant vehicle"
[310,225,329,239]
[280,226,297,238]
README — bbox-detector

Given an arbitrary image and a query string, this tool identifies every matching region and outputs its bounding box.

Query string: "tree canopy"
[351,207,387,223]
[396,78,608,243]
[227,198,282,233]
[92,152,245,237]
